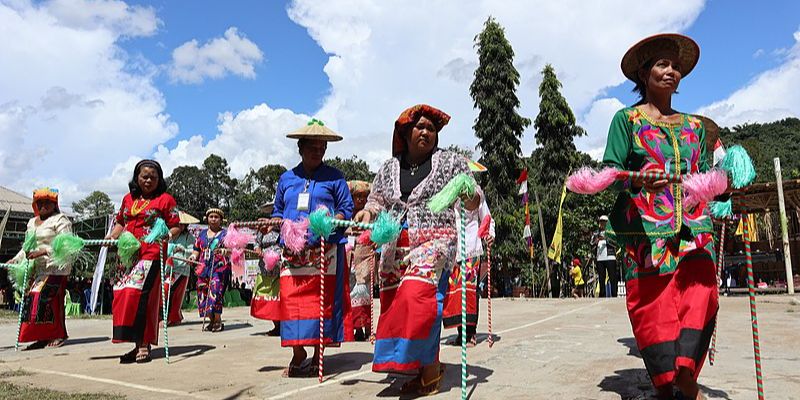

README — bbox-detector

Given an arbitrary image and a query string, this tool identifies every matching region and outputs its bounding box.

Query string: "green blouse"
[602,107,714,245]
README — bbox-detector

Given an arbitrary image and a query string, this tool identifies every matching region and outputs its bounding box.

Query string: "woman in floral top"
[355,104,481,396]
[107,159,181,364]
[603,34,716,400]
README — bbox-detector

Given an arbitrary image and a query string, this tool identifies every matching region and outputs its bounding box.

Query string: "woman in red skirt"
[603,34,717,399]
[10,187,73,350]
[107,159,181,364]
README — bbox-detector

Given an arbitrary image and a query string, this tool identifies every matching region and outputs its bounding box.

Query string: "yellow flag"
[547,182,568,263]
[736,216,759,241]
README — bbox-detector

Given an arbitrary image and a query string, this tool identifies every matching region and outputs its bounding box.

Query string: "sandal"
[48,338,66,348]
[400,374,423,394]
[282,363,317,378]
[135,348,152,364]
[119,349,138,364]
[211,323,225,332]
[24,341,48,351]
[417,366,445,396]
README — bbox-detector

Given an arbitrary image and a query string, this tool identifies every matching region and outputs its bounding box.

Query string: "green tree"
[202,154,236,211]
[167,165,207,218]
[325,156,375,182]
[470,17,532,284]
[72,191,114,219]
[720,118,800,182]
[229,164,286,221]
[444,144,474,160]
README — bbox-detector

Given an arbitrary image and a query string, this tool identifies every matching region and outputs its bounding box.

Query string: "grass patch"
[0,309,18,321]
[0,381,125,400]
[0,369,32,379]
[70,313,113,320]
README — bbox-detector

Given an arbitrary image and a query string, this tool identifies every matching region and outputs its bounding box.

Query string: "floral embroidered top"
[602,107,713,245]
[116,193,180,261]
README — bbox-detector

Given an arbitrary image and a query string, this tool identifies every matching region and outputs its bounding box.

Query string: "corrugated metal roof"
[0,185,31,213]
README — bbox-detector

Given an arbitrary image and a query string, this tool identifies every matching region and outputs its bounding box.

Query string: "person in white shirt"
[593,215,619,297]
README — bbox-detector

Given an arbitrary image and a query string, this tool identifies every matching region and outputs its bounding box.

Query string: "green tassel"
[308,207,334,240]
[710,200,733,219]
[428,173,477,213]
[370,212,402,245]
[117,231,142,268]
[9,260,33,294]
[22,229,37,252]
[721,145,756,189]
[51,233,86,268]
[143,218,169,243]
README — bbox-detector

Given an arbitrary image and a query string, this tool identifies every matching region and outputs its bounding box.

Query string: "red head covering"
[392,104,451,156]
[32,187,59,217]
[572,258,581,266]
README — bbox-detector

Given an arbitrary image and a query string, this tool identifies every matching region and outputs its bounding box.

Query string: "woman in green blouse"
[603,33,717,400]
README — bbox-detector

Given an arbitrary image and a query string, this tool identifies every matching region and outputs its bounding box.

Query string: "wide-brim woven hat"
[621,33,700,83]
[694,115,720,151]
[286,119,343,142]
[178,211,200,224]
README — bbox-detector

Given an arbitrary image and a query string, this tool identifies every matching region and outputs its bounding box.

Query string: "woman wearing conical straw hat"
[269,119,354,378]
[603,34,717,399]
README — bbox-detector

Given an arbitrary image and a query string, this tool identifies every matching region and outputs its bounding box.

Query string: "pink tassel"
[194,263,205,277]
[263,250,281,271]
[566,167,619,194]
[282,218,309,253]
[224,225,254,250]
[231,248,245,277]
[345,243,354,253]
[478,215,492,239]
[357,230,372,245]
[684,169,729,208]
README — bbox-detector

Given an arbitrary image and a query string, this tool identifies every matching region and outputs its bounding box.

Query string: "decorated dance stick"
[709,222,727,366]
[458,200,469,400]
[709,145,758,219]
[742,215,765,400]
[308,208,403,246]
[318,233,326,383]
[230,220,283,228]
[50,231,141,269]
[369,248,376,345]
[428,173,477,213]
[12,230,38,351]
[478,214,494,348]
[567,168,728,207]
[159,241,170,364]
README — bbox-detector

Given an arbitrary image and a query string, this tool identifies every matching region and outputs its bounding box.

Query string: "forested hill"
[720,117,800,182]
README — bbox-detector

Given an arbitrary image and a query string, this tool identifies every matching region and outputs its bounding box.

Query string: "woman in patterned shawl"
[10,187,73,350]
[603,34,716,400]
[355,104,482,396]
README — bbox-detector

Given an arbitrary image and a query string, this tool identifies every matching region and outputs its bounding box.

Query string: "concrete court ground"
[0,296,798,399]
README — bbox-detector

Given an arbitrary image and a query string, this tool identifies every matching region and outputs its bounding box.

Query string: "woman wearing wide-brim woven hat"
[602,33,716,400]
[269,118,355,378]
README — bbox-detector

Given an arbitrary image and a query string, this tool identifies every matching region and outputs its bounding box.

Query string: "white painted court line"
[267,299,606,399]
[25,367,212,399]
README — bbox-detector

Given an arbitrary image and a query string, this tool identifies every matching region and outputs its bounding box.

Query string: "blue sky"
[1,0,799,205]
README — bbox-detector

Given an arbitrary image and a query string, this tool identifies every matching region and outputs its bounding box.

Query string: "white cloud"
[152,104,310,178]
[576,97,626,160]
[286,0,705,164]
[43,0,160,37]
[168,27,264,84]
[697,27,800,127]
[0,0,175,207]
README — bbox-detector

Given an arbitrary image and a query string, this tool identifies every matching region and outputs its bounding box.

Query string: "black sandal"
[24,341,48,351]
[119,349,138,364]
[211,323,225,332]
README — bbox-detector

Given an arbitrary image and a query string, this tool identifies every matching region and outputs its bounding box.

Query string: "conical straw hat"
[286,119,343,142]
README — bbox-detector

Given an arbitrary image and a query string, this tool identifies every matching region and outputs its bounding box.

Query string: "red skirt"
[112,259,162,345]
[251,273,282,321]
[626,251,718,387]
[19,275,68,343]
[442,257,479,329]
[164,275,188,325]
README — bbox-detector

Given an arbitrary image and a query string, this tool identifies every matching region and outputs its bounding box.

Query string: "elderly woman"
[270,120,354,378]
[9,187,73,350]
[355,104,481,396]
[190,208,230,332]
[107,159,181,364]
[346,180,374,342]
[603,34,716,400]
